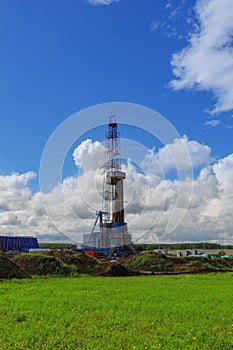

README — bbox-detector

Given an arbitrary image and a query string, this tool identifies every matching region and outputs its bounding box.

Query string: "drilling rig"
[83,116,132,256]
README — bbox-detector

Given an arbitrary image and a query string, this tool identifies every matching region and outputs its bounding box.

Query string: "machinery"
[84,116,133,256]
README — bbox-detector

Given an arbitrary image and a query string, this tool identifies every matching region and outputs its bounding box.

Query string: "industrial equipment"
[83,116,133,255]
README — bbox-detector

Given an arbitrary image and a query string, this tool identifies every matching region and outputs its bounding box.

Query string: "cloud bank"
[170,0,233,114]
[0,136,233,245]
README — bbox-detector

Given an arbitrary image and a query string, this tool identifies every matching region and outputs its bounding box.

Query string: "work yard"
[0,273,232,349]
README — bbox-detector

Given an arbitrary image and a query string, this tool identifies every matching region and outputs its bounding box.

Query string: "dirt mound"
[122,252,174,273]
[122,252,233,274]
[102,263,136,277]
[1,250,233,280]
[0,253,27,279]
[2,251,107,278]
[52,250,104,275]
[10,253,71,276]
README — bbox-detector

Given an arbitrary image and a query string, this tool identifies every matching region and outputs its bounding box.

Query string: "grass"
[0,274,232,349]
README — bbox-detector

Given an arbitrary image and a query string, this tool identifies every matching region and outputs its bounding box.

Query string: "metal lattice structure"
[102,115,122,224]
[84,116,132,250]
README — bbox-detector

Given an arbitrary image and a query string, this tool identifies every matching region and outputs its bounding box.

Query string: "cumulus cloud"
[141,135,213,174]
[73,139,105,171]
[169,0,233,114]
[1,138,233,244]
[213,154,233,194]
[0,172,36,211]
[87,0,120,6]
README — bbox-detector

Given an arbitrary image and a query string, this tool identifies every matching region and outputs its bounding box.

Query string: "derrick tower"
[103,116,125,225]
[100,116,131,248]
[84,116,131,249]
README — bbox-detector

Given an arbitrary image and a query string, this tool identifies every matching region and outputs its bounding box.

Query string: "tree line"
[134,242,233,252]
[39,242,233,251]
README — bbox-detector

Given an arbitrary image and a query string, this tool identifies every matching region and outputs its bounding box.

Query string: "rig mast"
[102,116,125,225]
[85,116,131,250]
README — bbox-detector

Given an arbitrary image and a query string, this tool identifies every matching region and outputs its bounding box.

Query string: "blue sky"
[0,0,233,244]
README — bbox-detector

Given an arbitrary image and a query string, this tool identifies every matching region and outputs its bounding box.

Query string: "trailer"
[0,235,39,252]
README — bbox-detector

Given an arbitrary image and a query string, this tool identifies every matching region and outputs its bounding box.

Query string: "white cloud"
[213,154,233,194]
[0,172,36,211]
[203,119,220,128]
[141,135,213,174]
[1,138,233,244]
[170,0,233,114]
[87,0,120,6]
[72,139,105,171]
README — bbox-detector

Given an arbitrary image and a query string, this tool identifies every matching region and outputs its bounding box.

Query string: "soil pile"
[102,263,137,277]
[52,250,105,275]
[1,251,105,279]
[122,252,173,273]
[0,253,26,279]
[122,252,233,274]
[10,253,71,276]
[1,250,233,280]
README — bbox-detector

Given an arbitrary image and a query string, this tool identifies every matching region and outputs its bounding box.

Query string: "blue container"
[0,236,39,252]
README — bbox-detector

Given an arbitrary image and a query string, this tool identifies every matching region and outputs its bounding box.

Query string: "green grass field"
[0,274,232,350]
